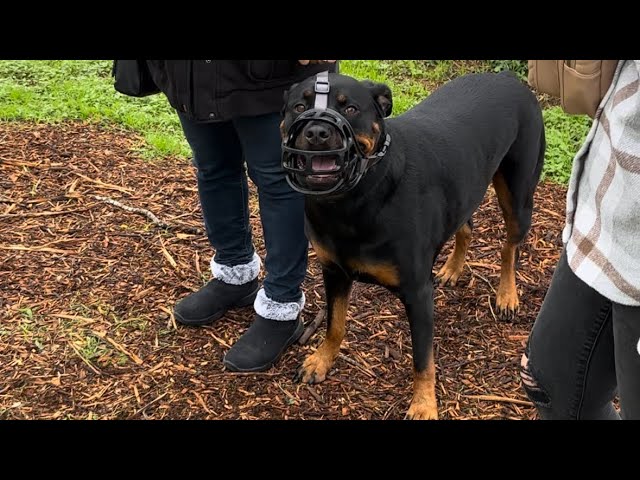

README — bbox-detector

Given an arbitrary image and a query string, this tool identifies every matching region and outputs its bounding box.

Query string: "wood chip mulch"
[0,121,568,420]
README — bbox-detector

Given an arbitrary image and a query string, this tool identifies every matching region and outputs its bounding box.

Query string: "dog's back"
[392,71,542,184]
[385,71,544,228]
[402,70,538,125]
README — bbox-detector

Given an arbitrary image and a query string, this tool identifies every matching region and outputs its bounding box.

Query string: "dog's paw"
[293,352,332,384]
[434,264,463,287]
[405,400,439,420]
[496,291,519,322]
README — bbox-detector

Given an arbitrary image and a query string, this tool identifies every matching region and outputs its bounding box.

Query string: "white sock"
[210,252,261,285]
[253,288,305,321]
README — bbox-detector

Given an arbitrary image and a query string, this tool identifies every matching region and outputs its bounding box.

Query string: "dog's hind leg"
[402,279,438,420]
[434,219,472,286]
[492,170,524,321]
[492,136,544,320]
[295,266,352,384]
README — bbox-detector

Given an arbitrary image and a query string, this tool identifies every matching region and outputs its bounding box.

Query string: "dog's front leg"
[295,266,352,384]
[402,280,438,420]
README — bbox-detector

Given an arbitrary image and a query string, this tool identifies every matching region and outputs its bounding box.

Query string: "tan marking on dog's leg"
[496,241,519,319]
[303,241,350,382]
[435,223,472,286]
[406,349,438,420]
[297,293,350,384]
[492,172,520,320]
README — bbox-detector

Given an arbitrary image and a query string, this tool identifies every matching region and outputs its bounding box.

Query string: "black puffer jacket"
[146,60,337,122]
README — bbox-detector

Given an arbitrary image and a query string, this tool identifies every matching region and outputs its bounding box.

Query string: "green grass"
[0,59,589,183]
[0,60,189,158]
[80,334,110,363]
[541,107,592,183]
[340,60,432,113]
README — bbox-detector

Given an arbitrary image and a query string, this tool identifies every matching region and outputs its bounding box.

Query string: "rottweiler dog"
[280,70,545,419]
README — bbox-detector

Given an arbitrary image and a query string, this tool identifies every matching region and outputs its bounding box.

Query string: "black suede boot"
[223,314,304,372]
[173,278,259,326]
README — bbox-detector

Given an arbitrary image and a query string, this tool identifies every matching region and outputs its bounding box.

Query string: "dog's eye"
[294,104,306,113]
[345,105,358,115]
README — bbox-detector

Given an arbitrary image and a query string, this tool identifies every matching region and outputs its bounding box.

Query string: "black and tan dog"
[280,70,545,419]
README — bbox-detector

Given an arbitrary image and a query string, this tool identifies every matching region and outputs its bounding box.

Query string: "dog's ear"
[281,89,290,117]
[281,83,299,116]
[361,80,393,117]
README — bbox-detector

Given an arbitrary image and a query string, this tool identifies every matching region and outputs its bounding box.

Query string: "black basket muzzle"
[282,71,390,196]
[282,107,370,195]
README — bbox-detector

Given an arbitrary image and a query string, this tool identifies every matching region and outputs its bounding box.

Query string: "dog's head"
[281,72,392,195]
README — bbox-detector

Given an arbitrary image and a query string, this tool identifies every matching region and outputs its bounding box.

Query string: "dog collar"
[365,132,391,170]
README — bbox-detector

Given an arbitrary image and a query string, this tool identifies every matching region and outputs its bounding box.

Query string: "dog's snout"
[304,124,331,144]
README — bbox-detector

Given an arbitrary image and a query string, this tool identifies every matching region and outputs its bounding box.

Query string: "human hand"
[298,60,337,65]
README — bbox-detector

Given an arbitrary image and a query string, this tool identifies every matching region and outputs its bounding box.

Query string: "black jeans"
[522,250,640,419]
[178,112,307,303]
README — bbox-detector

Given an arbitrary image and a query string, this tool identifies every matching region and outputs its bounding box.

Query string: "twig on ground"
[464,394,533,407]
[94,195,203,235]
[298,309,326,345]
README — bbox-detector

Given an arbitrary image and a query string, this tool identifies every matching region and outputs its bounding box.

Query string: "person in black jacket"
[146,60,336,372]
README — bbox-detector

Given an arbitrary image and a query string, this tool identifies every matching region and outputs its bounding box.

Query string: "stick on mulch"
[94,195,203,235]
[464,394,533,407]
[298,308,326,345]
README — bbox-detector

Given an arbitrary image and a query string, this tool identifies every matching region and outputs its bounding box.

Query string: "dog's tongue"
[312,157,337,171]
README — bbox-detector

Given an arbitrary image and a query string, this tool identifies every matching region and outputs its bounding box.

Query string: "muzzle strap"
[314,71,330,110]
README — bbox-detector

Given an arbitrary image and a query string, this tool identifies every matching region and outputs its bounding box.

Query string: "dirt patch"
[0,121,567,419]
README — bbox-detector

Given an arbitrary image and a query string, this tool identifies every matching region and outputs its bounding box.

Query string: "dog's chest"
[310,240,400,289]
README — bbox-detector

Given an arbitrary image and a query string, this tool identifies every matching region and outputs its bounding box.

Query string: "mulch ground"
[0,121,568,420]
